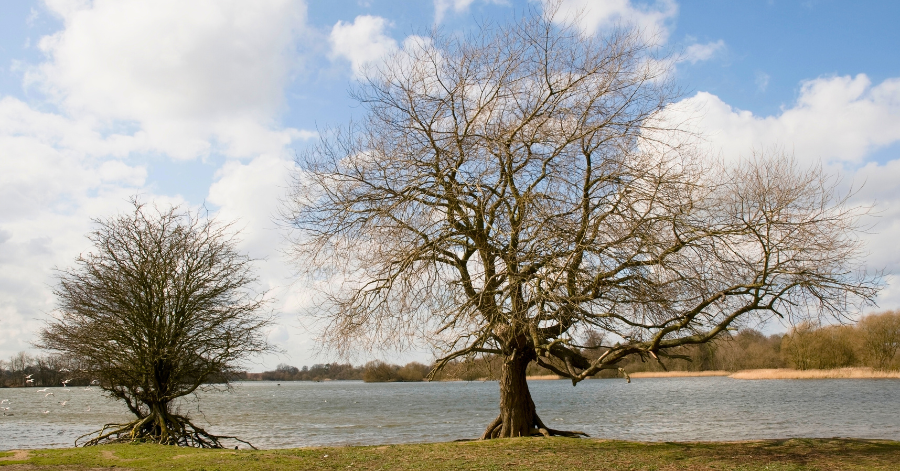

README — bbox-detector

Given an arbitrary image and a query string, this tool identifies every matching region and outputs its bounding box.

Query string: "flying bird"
[42,410,50,414]
[59,401,68,406]
[45,392,54,397]
[37,388,48,392]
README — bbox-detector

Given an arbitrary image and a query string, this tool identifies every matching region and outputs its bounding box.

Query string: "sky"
[1,0,899,372]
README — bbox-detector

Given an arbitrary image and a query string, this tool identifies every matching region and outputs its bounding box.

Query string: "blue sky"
[1,0,899,370]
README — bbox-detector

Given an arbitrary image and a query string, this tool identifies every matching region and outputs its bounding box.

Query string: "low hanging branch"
[40,200,275,448]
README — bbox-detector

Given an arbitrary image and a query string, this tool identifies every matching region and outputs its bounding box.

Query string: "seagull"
[1,407,9,411]
[90,380,100,385]
[25,374,33,379]
[25,379,34,384]
[85,406,91,412]
[37,388,48,393]
[45,392,55,397]
[61,379,71,386]
[0,399,9,404]
[42,410,50,414]
[59,401,68,406]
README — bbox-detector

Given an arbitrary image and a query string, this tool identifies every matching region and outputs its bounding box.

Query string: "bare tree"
[39,201,273,448]
[284,8,880,439]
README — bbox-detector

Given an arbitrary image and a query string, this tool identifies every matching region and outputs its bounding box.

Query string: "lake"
[1,377,898,450]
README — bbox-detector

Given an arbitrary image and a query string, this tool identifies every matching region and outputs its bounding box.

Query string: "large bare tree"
[284,9,880,439]
[40,201,273,448]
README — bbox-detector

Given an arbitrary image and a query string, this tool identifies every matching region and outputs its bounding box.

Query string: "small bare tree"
[284,8,880,439]
[40,201,273,448]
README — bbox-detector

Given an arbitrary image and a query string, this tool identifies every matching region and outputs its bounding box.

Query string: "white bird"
[90,380,100,385]
[85,406,91,412]
[42,410,50,414]
[61,379,71,386]
[25,374,33,379]
[44,392,54,397]
[59,401,68,406]
[37,388,48,392]
[25,379,34,383]
[1,407,9,411]
[83,387,93,391]
[0,399,9,404]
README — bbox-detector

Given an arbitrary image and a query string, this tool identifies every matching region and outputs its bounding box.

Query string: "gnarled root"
[480,412,589,440]
[75,410,255,449]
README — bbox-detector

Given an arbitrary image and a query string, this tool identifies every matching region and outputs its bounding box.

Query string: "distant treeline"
[0,351,92,388]
[6,312,897,386]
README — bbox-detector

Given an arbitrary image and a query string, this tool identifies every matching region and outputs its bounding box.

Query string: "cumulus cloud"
[31,0,310,159]
[544,0,678,44]
[330,15,398,79]
[664,74,900,310]
[0,1,317,366]
[674,74,900,166]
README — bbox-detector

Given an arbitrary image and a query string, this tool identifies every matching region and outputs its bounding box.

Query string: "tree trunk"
[498,350,536,438]
[480,347,589,440]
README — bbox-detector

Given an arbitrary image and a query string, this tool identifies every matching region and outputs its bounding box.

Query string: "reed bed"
[730,367,900,380]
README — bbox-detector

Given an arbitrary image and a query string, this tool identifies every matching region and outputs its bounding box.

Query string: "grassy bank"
[3,438,900,470]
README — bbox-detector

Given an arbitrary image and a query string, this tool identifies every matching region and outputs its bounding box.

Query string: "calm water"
[1,377,898,450]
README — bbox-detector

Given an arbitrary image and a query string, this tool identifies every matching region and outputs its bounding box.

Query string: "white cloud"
[683,39,725,64]
[545,0,678,44]
[0,1,317,366]
[31,0,310,159]
[674,74,900,166]
[330,15,398,79]
[664,74,900,311]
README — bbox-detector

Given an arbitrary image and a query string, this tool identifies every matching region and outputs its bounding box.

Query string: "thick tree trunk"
[480,348,589,440]
[497,351,536,438]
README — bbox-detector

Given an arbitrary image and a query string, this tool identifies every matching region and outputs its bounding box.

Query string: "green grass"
[2,438,899,470]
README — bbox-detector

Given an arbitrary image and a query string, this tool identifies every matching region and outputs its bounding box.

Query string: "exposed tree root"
[75,410,256,449]
[480,412,589,440]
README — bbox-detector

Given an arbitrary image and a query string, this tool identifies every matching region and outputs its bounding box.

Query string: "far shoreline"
[527,367,900,381]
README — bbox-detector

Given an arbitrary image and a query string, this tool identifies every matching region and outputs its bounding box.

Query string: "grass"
[731,368,900,380]
[2,438,900,470]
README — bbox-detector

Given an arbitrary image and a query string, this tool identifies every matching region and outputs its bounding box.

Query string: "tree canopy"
[284,7,881,439]
[40,201,273,448]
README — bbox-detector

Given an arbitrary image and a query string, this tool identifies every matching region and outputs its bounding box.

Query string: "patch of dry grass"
[730,367,900,380]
